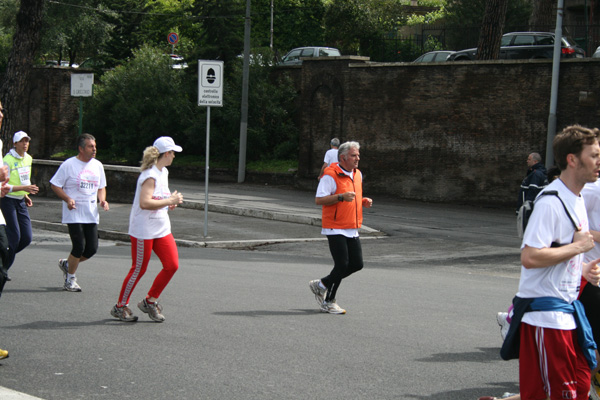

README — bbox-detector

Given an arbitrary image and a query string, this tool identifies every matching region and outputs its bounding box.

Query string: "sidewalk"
[28,179,382,249]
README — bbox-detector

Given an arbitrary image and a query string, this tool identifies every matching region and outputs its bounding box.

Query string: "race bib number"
[17,166,31,185]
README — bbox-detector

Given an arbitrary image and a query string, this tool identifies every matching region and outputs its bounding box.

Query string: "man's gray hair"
[338,141,360,161]
[330,138,340,147]
[530,152,542,163]
[77,133,96,150]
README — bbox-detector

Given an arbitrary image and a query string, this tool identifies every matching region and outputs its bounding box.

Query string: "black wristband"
[338,194,343,202]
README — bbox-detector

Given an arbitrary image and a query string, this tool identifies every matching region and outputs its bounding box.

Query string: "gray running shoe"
[309,280,327,306]
[58,259,68,278]
[137,298,165,322]
[110,305,138,322]
[320,300,346,314]
[64,276,81,292]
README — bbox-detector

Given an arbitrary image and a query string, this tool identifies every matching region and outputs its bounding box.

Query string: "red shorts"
[519,322,591,400]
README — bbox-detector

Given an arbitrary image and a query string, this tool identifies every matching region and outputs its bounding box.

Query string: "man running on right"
[506,125,600,400]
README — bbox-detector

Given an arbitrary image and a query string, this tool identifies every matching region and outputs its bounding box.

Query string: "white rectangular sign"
[71,73,94,97]
[198,60,223,107]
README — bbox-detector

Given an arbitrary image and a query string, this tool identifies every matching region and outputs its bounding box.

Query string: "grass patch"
[247,159,297,173]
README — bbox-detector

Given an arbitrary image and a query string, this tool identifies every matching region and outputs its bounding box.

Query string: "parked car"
[592,45,600,58]
[413,50,455,63]
[278,46,341,66]
[169,54,188,69]
[447,32,585,61]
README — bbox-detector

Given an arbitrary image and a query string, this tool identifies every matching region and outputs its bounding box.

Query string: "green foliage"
[85,45,298,166]
[86,45,197,163]
[252,0,327,54]
[207,47,299,163]
[0,0,18,72]
[40,0,115,65]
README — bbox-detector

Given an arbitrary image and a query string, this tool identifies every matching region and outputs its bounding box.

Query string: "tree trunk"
[0,0,45,144]
[476,0,509,60]
[529,0,554,32]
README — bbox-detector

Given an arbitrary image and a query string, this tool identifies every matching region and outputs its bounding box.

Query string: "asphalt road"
[0,222,522,400]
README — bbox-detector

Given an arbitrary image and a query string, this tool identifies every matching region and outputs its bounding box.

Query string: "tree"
[476,0,509,60]
[529,0,554,32]
[41,0,115,65]
[86,45,196,162]
[445,0,532,50]
[0,0,45,141]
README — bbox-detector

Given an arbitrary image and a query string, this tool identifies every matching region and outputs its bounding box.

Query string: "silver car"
[278,46,341,66]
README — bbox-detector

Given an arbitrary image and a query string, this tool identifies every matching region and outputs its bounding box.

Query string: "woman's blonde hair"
[140,146,160,171]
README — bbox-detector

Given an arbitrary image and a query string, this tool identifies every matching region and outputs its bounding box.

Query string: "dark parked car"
[413,50,455,63]
[447,32,585,61]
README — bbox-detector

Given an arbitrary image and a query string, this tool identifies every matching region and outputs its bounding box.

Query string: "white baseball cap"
[13,131,31,143]
[153,136,182,153]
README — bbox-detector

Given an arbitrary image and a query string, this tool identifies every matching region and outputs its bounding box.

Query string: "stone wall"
[288,57,600,206]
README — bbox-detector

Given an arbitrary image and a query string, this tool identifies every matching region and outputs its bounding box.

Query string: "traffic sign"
[198,60,223,107]
[167,32,179,45]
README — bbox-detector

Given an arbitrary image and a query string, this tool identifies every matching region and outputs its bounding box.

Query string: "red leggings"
[117,234,179,307]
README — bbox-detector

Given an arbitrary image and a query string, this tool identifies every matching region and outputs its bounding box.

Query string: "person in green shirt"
[0,130,38,281]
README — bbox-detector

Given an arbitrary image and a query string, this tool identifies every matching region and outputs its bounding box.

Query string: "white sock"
[67,273,75,280]
[318,281,326,290]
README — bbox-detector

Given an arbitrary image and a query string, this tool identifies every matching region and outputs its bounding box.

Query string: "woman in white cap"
[1,131,39,280]
[110,136,183,322]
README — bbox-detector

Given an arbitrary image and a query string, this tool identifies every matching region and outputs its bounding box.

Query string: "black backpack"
[516,190,579,246]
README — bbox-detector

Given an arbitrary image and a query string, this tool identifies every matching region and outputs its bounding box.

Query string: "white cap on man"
[13,130,31,143]
[153,136,182,153]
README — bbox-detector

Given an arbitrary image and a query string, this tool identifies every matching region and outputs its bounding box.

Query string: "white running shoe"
[320,300,346,315]
[58,259,68,278]
[309,280,327,306]
[64,276,82,292]
[496,312,510,340]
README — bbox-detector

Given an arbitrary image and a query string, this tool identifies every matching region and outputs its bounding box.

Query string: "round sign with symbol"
[167,32,179,45]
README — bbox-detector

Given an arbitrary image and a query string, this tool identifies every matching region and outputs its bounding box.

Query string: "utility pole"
[238,0,251,183]
[270,0,274,49]
[545,0,564,168]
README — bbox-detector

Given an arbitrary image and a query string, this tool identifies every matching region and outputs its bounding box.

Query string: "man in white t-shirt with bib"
[50,133,109,292]
[513,125,600,400]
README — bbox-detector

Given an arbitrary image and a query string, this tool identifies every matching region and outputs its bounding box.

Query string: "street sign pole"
[198,60,224,237]
[70,73,94,136]
[204,106,210,237]
[79,98,84,135]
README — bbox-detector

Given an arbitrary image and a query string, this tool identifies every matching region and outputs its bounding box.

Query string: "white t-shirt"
[0,139,5,225]
[517,179,588,330]
[323,148,338,166]
[582,181,600,263]
[316,168,361,238]
[128,165,172,240]
[49,157,107,224]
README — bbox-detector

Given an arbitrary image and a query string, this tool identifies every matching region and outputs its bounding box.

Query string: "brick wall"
[288,57,600,206]
[9,66,80,158]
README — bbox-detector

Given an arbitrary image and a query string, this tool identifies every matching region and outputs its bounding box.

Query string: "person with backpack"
[501,125,600,400]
